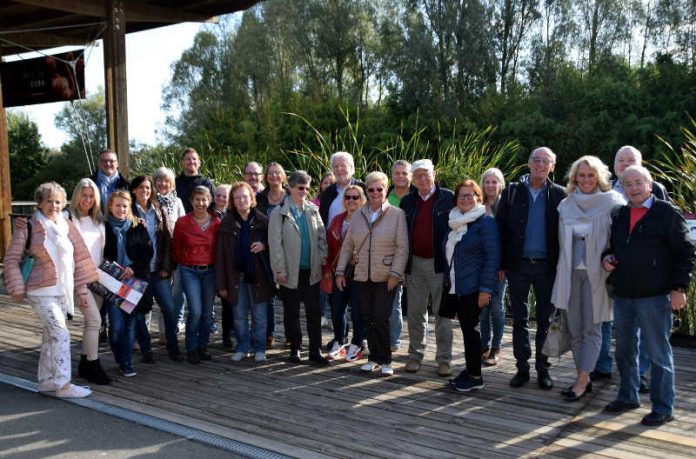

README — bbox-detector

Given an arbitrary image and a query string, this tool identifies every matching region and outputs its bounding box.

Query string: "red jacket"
[172,212,220,266]
[323,211,349,276]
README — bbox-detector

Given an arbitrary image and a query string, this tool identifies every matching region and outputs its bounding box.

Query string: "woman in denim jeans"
[479,168,506,366]
[216,182,274,363]
[172,186,221,364]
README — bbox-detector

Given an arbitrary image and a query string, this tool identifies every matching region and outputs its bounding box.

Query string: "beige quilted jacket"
[336,201,408,282]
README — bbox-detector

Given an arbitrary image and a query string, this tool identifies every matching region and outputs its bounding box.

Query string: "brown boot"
[483,348,500,367]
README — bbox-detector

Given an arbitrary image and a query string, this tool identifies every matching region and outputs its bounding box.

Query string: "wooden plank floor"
[1,293,695,458]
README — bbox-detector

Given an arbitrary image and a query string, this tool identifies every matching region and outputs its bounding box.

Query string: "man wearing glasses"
[399,159,455,376]
[496,147,566,390]
[91,149,129,208]
[243,161,265,195]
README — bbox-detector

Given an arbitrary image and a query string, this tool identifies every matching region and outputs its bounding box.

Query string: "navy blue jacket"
[496,175,566,274]
[400,185,454,274]
[604,199,695,298]
[446,215,500,296]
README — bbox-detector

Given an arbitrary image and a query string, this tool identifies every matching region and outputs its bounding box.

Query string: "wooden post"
[103,0,129,176]
[0,62,12,260]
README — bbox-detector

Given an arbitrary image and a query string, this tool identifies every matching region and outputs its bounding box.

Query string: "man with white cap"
[399,159,455,376]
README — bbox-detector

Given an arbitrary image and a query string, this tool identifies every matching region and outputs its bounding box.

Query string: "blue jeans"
[152,271,179,352]
[179,265,216,352]
[134,313,152,353]
[389,284,403,348]
[614,294,674,415]
[596,322,651,375]
[107,300,138,370]
[233,282,267,354]
[172,267,186,325]
[506,260,554,372]
[320,290,329,317]
[331,279,364,346]
[480,277,506,350]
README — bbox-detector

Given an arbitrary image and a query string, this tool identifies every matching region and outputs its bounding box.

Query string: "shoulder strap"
[507,183,518,207]
[25,220,32,252]
[355,206,390,254]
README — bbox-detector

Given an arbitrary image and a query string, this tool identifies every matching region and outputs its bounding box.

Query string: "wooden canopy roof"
[0,0,261,57]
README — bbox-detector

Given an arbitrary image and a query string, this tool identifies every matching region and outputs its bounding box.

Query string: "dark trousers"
[279,269,322,355]
[221,297,233,344]
[356,280,396,365]
[456,292,483,376]
[507,259,555,372]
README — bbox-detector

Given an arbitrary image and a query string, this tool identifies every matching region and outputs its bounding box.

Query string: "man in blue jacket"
[496,147,566,390]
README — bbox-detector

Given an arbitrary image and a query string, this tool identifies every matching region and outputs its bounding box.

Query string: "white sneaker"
[231,352,246,362]
[321,316,333,330]
[360,361,380,372]
[381,365,394,376]
[254,352,266,362]
[328,342,345,360]
[56,384,92,398]
[345,344,363,362]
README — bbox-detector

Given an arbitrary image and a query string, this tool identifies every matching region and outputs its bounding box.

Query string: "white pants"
[27,295,71,389]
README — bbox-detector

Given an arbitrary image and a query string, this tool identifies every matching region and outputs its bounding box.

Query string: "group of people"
[3,145,693,429]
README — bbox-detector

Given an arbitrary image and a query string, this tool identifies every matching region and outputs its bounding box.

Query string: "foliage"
[651,117,696,213]
[7,111,48,200]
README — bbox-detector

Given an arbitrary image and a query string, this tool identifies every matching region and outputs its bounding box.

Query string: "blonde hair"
[566,155,612,193]
[342,184,367,210]
[365,171,389,189]
[70,178,102,223]
[106,190,140,226]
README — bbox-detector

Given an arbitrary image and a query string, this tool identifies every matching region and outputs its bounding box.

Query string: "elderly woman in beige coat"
[551,156,625,402]
[4,182,98,398]
[336,171,408,376]
[269,170,328,365]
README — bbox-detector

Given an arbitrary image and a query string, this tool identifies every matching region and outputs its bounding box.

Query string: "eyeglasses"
[344,195,360,201]
[531,157,554,165]
[267,171,282,176]
[244,171,262,176]
[457,194,475,201]
[367,187,384,193]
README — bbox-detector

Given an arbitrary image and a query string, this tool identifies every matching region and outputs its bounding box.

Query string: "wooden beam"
[0,31,92,49]
[0,60,12,259]
[103,0,129,176]
[11,0,215,23]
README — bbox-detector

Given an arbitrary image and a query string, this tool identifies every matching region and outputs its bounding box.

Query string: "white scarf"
[445,204,486,264]
[36,211,75,315]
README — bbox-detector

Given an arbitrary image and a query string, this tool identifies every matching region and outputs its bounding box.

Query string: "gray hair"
[614,145,643,167]
[34,181,67,205]
[70,178,102,222]
[391,160,412,174]
[288,170,312,187]
[619,165,652,185]
[244,161,263,173]
[190,185,212,202]
[330,151,355,172]
[365,171,389,189]
[529,147,557,163]
[479,167,505,199]
[153,166,176,186]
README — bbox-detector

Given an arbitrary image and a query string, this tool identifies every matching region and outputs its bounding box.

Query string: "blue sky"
[6,22,204,150]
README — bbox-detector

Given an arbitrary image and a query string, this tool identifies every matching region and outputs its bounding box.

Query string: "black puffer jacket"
[604,199,695,298]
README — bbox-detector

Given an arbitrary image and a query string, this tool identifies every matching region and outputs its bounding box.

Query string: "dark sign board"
[1,51,85,107]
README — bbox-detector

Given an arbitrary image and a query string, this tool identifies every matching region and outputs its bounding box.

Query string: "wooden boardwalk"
[1,293,695,458]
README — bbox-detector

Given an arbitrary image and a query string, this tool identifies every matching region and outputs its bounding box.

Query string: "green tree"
[7,111,48,200]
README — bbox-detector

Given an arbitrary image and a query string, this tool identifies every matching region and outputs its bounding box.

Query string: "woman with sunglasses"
[336,172,408,376]
[323,185,367,361]
[269,171,329,365]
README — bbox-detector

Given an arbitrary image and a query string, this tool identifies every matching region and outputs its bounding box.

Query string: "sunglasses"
[295,185,309,191]
[367,187,384,193]
[344,195,360,201]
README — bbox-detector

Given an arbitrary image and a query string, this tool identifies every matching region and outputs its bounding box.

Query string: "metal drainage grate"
[0,372,292,459]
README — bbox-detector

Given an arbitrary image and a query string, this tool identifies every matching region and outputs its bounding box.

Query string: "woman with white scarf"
[445,180,500,393]
[4,182,98,398]
[551,156,625,402]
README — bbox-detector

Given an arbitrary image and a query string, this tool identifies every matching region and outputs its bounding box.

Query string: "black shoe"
[563,383,591,402]
[604,400,641,413]
[639,375,650,394]
[537,370,553,390]
[197,347,212,361]
[590,370,611,380]
[449,369,470,386]
[169,350,184,362]
[187,351,201,365]
[222,338,233,349]
[99,328,108,344]
[309,354,330,366]
[510,370,530,388]
[141,351,155,364]
[641,412,674,427]
[288,350,301,364]
[90,359,113,385]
